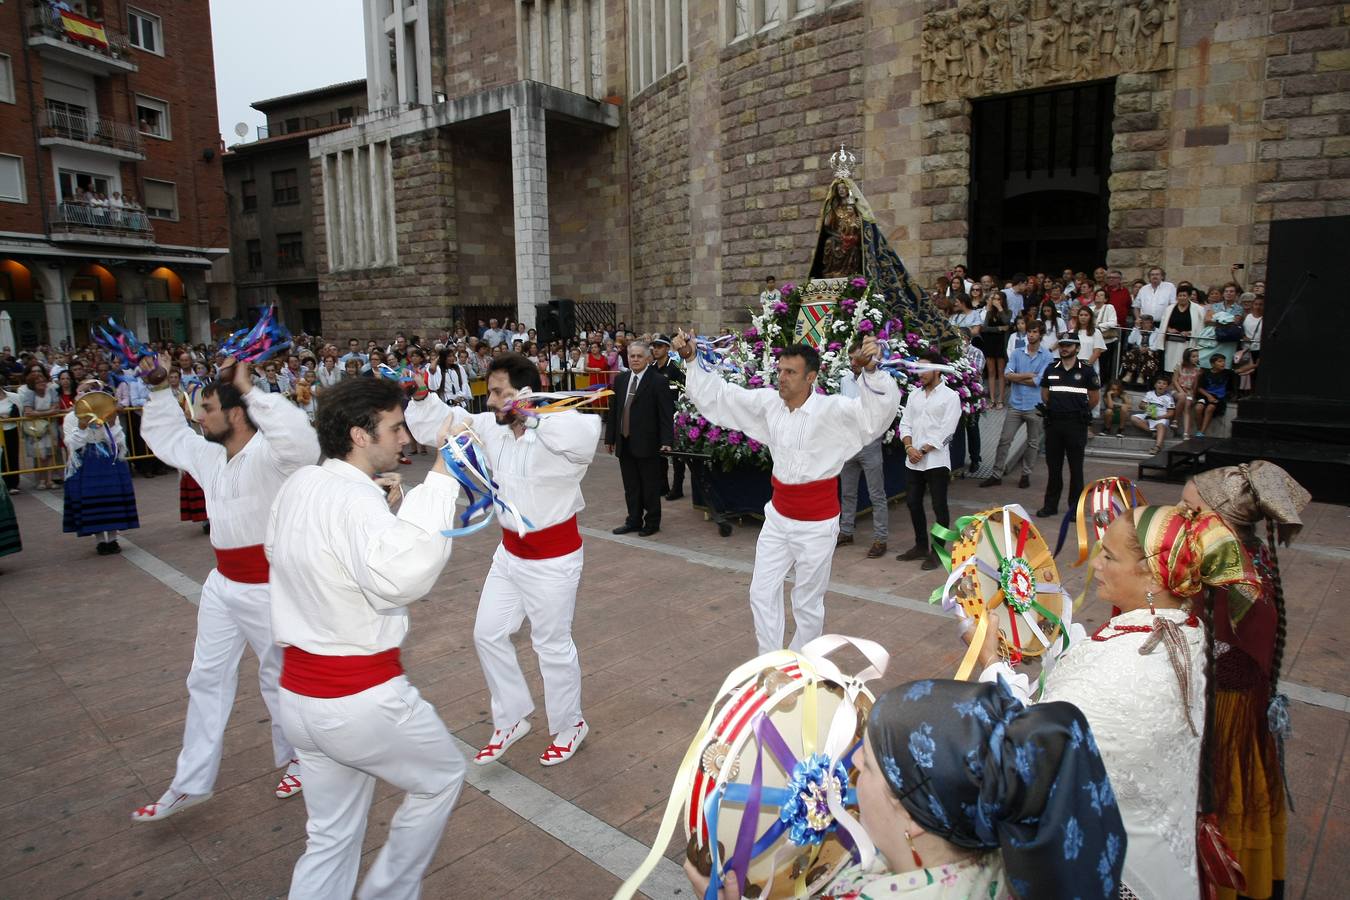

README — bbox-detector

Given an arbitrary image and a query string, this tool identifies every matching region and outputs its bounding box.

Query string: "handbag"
[1197,812,1246,900]
[1215,323,1243,343]
[21,417,49,439]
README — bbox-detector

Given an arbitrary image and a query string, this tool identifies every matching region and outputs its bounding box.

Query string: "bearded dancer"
[406,352,600,767]
[267,378,465,899]
[671,331,899,654]
[130,356,319,822]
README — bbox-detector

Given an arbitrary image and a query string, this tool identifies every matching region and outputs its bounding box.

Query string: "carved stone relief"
[920,0,1177,103]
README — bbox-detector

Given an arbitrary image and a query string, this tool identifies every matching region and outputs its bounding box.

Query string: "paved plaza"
[1,446,1347,899]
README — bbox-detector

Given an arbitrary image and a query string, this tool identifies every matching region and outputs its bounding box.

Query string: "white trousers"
[474,543,584,735]
[280,676,466,900]
[747,503,839,656]
[170,570,291,796]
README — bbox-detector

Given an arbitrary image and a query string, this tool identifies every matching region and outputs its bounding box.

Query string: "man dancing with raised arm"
[406,352,601,767]
[131,355,319,823]
[267,378,465,900]
[670,331,899,654]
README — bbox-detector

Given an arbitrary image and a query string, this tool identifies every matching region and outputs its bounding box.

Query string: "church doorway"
[968,80,1114,279]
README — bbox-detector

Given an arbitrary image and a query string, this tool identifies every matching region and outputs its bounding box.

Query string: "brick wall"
[715,3,866,320]
[453,129,515,312]
[547,123,630,313]
[0,3,45,235]
[317,130,458,340]
[628,68,692,331]
[443,0,518,101]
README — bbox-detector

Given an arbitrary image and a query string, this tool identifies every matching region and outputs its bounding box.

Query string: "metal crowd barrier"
[0,406,160,480]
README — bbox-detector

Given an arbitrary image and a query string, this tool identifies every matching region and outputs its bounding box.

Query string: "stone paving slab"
[0,446,1346,898]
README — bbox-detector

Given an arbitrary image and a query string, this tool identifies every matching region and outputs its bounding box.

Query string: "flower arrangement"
[675,280,984,470]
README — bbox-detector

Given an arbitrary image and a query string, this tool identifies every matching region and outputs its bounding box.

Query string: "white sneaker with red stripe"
[130,788,212,823]
[473,718,531,765]
[539,719,589,767]
[274,758,302,798]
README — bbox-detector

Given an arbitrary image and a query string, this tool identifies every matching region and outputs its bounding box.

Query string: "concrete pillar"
[509,96,550,329]
[32,264,71,348]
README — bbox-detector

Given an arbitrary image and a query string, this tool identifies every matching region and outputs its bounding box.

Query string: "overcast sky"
[210,0,367,145]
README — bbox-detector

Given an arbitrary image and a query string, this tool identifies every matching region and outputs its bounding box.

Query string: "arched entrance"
[968,80,1115,278]
[68,263,123,340]
[146,266,187,342]
[0,259,48,349]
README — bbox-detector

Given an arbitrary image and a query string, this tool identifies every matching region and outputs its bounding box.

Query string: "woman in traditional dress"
[1182,463,1310,900]
[685,678,1127,900]
[971,504,1259,899]
[61,380,139,555]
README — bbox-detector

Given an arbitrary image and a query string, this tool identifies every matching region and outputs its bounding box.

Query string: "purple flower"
[858,320,874,333]
[748,375,764,387]
[839,299,856,313]
[707,426,723,442]
[676,412,689,427]
[753,341,765,352]
[906,332,918,343]
[747,439,762,452]
[697,416,709,428]
[687,427,701,441]
[781,283,796,295]
[727,431,743,445]
[827,342,842,352]
[771,347,783,356]
[744,327,759,340]
[772,302,790,315]
[850,277,868,289]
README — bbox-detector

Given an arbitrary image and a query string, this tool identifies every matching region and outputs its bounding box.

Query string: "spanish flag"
[60,11,109,49]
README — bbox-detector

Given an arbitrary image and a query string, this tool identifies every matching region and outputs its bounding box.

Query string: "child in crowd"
[1194,352,1235,438]
[1101,379,1128,437]
[1172,348,1201,439]
[1131,373,1176,452]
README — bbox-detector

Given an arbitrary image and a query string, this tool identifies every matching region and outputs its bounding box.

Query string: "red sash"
[214,544,269,584]
[770,476,840,521]
[280,646,404,698]
[501,515,582,560]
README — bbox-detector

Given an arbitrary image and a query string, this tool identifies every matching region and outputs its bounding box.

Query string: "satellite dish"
[234,122,249,138]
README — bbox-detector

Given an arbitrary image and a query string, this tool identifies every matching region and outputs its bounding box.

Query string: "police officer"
[1035,331,1100,518]
[650,334,687,500]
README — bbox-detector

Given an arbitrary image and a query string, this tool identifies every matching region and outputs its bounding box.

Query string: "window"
[142,178,177,219]
[45,99,90,141]
[272,169,299,205]
[322,140,397,270]
[127,7,163,54]
[277,232,304,267]
[0,54,14,105]
[240,179,257,211]
[135,95,170,139]
[337,106,355,123]
[246,239,262,271]
[284,117,300,135]
[630,0,687,93]
[0,154,25,203]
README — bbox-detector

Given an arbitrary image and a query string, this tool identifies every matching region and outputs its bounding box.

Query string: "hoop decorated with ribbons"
[1055,476,1147,567]
[931,504,1072,679]
[437,427,534,538]
[615,635,888,900]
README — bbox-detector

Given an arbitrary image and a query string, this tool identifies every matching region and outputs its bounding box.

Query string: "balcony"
[26,4,137,75]
[38,109,145,160]
[49,202,156,246]
[255,109,367,141]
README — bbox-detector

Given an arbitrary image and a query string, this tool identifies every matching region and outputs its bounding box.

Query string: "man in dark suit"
[650,334,686,499]
[606,340,673,536]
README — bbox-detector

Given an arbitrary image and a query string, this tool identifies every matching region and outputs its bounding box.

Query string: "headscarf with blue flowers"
[867,678,1126,900]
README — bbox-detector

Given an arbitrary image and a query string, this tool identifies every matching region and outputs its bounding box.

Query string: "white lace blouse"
[983,607,1205,900]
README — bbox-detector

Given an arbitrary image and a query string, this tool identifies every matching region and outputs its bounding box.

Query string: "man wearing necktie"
[606,340,673,536]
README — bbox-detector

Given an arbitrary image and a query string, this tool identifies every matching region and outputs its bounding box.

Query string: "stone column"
[509,95,550,329]
[32,264,71,348]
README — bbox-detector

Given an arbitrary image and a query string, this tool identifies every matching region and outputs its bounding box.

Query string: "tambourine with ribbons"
[216,306,292,364]
[501,387,613,420]
[90,318,154,370]
[1054,476,1147,569]
[930,503,1073,680]
[437,427,534,538]
[615,635,888,900]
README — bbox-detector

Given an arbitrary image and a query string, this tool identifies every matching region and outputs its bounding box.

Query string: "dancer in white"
[267,377,465,900]
[671,332,899,654]
[406,352,600,766]
[131,357,319,822]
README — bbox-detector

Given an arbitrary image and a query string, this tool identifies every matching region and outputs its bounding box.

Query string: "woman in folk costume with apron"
[685,678,1128,900]
[61,380,139,555]
[970,504,1259,899]
[1182,463,1311,900]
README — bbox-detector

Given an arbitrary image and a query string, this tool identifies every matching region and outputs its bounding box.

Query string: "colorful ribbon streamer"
[502,387,614,419]
[437,428,534,538]
[89,318,154,370]
[217,306,292,363]
[1055,476,1147,566]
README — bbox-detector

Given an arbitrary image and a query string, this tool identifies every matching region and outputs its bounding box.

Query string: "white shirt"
[1135,281,1176,324]
[316,363,343,389]
[443,364,472,402]
[1128,326,1165,351]
[897,381,962,472]
[141,388,319,551]
[684,359,900,484]
[405,394,601,533]
[1076,328,1108,365]
[985,608,1204,899]
[1092,302,1119,341]
[62,413,127,474]
[760,289,782,305]
[1137,389,1176,422]
[1243,313,1263,352]
[266,458,461,655]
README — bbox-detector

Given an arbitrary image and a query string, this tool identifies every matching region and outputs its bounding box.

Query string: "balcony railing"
[38,108,145,156]
[49,202,155,243]
[256,109,367,141]
[25,4,135,69]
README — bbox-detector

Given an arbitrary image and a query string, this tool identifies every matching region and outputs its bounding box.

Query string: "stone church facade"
[311,0,1349,338]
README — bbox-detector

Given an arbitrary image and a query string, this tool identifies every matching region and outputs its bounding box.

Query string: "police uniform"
[1036,333,1100,516]
[651,335,687,499]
